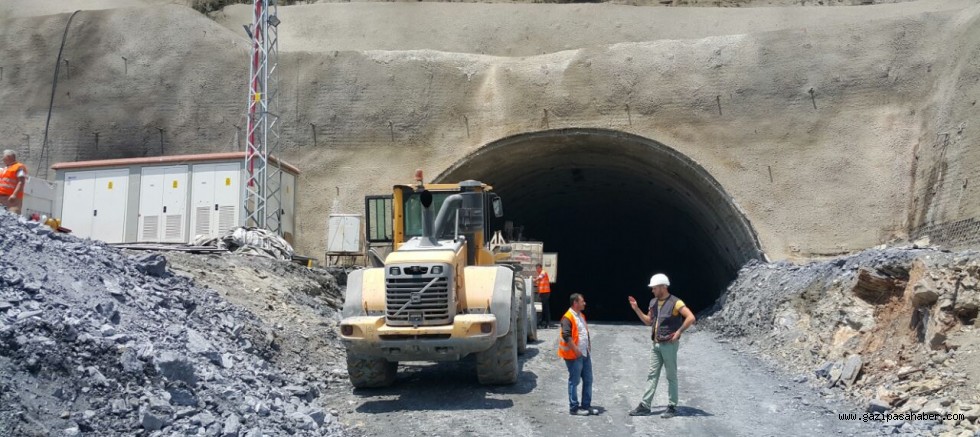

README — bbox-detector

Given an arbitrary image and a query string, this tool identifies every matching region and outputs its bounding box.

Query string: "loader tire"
[517,283,528,355]
[526,289,538,342]
[346,355,397,388]
[476,324,518,385]
[527,309,538,342]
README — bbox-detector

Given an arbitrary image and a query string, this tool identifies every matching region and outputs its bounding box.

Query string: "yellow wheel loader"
[340,172,532,387]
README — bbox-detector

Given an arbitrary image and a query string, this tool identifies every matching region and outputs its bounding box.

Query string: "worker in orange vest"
[0,150,27,215]
[558,293,598,416]
[535,263,552,328]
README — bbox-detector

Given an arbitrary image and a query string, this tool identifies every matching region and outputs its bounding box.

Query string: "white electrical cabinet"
[61,169,129,243]
[327,214,362,254]
[138,166,188,243]
[542,253,559,282]
[21,177,58,219]
[190,163,241,239]
[54,153,299,246]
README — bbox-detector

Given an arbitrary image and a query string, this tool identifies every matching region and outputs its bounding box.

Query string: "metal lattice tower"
[243,0,283,234]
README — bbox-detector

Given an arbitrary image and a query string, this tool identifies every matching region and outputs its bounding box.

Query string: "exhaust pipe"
[419,189,438,247]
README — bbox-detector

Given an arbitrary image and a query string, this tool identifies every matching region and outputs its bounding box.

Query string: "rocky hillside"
[0,211,350,436]
[702,245,980,436]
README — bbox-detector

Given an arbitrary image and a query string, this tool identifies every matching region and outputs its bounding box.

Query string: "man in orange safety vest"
[558,293,598,416]
[0,150,27,215]
[536,263,552,328]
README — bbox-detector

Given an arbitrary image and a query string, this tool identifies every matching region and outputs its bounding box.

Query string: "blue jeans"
[564,355,593,410]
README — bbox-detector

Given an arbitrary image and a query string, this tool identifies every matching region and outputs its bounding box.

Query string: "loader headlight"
[431,265,443,275]
[480,322,493,334]
[389,267,400,276]
[341,325,354,336]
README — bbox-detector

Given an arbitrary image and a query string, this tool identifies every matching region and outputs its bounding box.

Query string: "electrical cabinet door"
[90,169,129,243]
[190,163,241,240]
[139,166,188,242]
[61,171,97,239]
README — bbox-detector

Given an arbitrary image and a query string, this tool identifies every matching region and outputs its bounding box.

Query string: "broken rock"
[135,254,168,277]
[141,412,165,431]
[155,352,198,386]
[911,279,940,307]
[867,399,891,413]
[840,355,863,387]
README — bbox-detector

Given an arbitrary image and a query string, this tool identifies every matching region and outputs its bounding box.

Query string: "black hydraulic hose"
[39,10,80,179]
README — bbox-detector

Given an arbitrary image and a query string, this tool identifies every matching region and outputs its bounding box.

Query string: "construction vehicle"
[507,242,557,323]
[339,171,533,387]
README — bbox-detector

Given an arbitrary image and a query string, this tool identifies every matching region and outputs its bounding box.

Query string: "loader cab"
[364,180,503,264]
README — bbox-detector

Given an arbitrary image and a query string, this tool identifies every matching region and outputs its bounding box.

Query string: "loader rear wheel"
[527,308,538,342]
[346,355,397,388]
[517,284,528,355]
[476,324,518,385]
[525,283,538,342]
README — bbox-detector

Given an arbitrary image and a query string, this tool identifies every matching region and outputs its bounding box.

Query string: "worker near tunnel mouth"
[535,263,552,328]
[627,273,696,418]
[558,293,598,416]
[0,150,27,215]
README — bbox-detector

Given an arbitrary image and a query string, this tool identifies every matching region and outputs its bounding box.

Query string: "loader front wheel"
[346,355,397,388]
[476,319,519,385]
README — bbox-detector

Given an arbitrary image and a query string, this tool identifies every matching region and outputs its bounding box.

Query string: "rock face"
[0,212,348,436]
[702,245,980,433]
[3,1,980,262]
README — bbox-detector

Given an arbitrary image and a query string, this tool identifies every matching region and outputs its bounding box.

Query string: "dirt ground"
[163,252,348,376]
[322,324,885,437]
[156,250,899,436]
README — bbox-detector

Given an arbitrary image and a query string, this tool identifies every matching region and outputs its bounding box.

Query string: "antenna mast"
[243,0,283,233]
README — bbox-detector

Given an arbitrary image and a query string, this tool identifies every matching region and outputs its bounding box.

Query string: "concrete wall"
[1,1,978,261]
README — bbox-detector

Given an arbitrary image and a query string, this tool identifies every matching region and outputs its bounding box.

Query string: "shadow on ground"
[649,405,713,417]
[353,347,540,413]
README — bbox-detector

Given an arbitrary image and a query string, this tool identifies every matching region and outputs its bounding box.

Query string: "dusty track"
[326,324,882,436]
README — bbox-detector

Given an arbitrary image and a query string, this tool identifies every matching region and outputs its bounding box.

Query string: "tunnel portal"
[437,129,765,321]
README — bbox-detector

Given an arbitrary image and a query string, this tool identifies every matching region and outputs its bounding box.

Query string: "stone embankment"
[703,245,980,436]
[0,212,350,436]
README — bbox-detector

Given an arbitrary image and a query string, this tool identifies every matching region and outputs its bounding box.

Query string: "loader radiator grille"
[385,270,452,326]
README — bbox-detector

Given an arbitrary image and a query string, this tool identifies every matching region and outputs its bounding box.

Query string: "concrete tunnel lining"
[436,128,764,321]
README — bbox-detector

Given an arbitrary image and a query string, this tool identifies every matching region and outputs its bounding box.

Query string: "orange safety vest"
[536,271,551,294]
[557,309,587,360]
[0,162,26,199]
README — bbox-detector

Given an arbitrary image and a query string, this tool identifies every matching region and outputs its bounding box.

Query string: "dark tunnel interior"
[437,129,765,321]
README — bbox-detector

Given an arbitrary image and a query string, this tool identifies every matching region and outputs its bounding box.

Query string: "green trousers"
[641,341,679,408]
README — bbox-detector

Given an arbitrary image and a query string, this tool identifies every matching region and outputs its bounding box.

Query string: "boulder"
[141,412,164,431]
[222,414,241,437]
[841,355,863,387]
[868,399,891,413]
[135,254,168,277]
[911,279,940,307]
[155,352,198,386]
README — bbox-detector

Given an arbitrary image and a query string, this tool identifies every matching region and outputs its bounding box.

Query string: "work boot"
[661,405,677,419]
[580,407,599,416]
[628,404,652,416]
[568,407,578,415]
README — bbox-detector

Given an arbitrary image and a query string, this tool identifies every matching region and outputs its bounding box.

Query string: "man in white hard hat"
[626,273,696,418]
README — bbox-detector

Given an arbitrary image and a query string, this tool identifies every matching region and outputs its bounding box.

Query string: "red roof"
[51,152,301,175]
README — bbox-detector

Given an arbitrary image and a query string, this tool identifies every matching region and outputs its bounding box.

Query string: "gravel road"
[329,323,885,436]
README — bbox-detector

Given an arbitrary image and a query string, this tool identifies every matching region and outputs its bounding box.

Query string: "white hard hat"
[648,273,670,288]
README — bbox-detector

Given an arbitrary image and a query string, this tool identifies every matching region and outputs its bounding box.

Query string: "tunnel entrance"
[436,128,764,321]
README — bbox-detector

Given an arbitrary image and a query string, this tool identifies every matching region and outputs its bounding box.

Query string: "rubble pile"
[0,212,349,436]
[702,246,980,436]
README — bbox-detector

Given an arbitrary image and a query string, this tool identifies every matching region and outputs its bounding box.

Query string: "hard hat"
[648,273,670,288]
